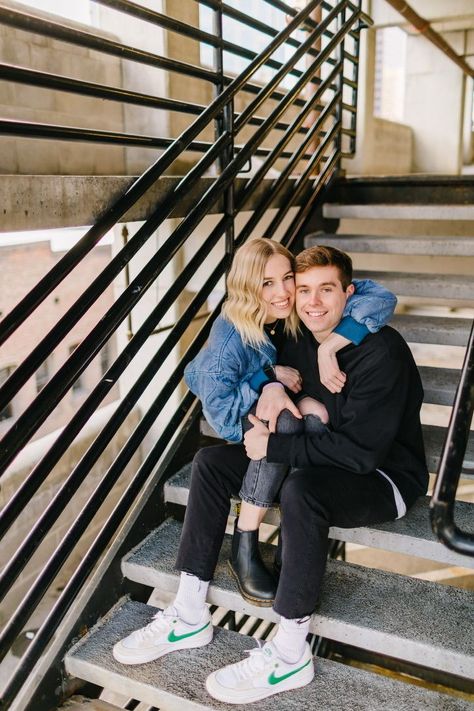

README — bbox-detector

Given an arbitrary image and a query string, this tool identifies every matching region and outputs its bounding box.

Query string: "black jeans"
[175,443,404,618]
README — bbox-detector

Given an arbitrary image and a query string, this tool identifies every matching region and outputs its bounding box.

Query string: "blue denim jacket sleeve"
[184,319,269,442]
[334,279,397,344]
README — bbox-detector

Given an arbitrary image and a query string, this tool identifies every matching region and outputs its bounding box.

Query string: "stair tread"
[164,464,474,568]
[353,271,473,301]
[322,203,474,220]
[66,599,474,710]
[418,365,460,406]
[305,233,474,256]
[391,314,471,346]
[120,520,474,678]
[424,424,473,477]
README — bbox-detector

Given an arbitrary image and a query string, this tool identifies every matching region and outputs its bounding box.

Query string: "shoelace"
[231,642,274,682]
[130,606,177,642]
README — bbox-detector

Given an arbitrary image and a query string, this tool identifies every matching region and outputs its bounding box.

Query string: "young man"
[113,246,428,705]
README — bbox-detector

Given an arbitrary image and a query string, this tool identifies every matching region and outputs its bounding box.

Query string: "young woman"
[182,238,397,606]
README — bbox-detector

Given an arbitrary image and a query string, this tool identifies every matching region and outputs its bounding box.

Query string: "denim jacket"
[184,279,397,442]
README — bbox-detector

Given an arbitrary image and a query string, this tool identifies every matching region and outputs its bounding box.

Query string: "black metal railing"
[0,1,369,707]
[430,319,474,556]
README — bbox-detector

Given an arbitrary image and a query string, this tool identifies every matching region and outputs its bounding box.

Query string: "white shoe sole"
[113,625,213,665]
[205,662,314,703]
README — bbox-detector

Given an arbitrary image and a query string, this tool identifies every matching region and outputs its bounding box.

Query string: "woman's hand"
[256,383,302,433]
[317,332,350,393]
[274,365,303,393]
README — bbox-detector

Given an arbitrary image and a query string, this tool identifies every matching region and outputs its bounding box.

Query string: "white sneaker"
[113,605,213,665]
[205,640,314,703]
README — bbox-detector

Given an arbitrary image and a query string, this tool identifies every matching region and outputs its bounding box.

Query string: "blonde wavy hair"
[221,238,299,347]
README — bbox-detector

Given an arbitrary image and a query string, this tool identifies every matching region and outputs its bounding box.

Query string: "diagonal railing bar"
[234,64,341,212]
[265,122,341,239]
[0,118,306,158]
[199,0,338,63]
[0,0,323,346]
[0,63,321,135]
[283,148,340,250]
[0,118,222,150]
[234,1,344,133]
[92,0,331,84]
[0,387,200,709]
[0,225,224,555]
[0,257,228,657]
[0,4,217,83]
[236,92,341,243]
[0,133,229,415]
[0,62,207,114]
[0,2,356,465]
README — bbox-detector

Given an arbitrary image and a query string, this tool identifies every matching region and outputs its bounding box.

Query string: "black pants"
[175,443,405,618]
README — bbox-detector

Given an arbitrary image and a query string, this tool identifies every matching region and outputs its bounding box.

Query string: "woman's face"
[261,253,295,323]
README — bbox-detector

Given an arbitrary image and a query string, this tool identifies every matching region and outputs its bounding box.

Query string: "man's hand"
[274,365,302,393]
[317,332,350,393]
[244,414,270,460]
[256,382,302,433]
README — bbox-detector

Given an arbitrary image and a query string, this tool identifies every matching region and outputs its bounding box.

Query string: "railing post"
[213,1,235,267]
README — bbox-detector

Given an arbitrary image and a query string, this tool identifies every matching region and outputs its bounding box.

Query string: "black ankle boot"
[228,521,277,607]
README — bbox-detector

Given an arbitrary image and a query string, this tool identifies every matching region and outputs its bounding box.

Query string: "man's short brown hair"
[295,245,353,290]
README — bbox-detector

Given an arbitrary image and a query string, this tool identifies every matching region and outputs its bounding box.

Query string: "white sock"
[272,615,311,663]
[173,572,209,625]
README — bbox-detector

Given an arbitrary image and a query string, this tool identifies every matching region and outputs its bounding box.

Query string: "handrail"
[430,319,474,556]
[0,1,366,706]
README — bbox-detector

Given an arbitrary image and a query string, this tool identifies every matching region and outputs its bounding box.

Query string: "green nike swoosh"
[167,622,210,643]
[268,658,311,685]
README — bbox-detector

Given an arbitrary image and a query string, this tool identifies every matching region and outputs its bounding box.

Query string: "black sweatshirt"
[267,325,429,505]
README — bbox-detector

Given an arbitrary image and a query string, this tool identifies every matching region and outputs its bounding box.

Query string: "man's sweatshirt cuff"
[334,316,370,345]
[267,433,289,464]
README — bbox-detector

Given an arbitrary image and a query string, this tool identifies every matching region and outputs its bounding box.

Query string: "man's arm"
[265,343,411,473]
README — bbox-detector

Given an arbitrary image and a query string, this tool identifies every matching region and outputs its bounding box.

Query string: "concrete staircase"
[63,194,474,709]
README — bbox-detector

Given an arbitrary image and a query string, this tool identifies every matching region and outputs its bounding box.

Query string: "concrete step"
[424,424,473,477]
[305,233,474,256]
[353,271,474,302]
[322,203,474,220]
[418,366,460,406]
[197,422,474,478]
[119,519,474,678]
[164,465,474,569]
[65,598,473,711]
[391,314,471,347]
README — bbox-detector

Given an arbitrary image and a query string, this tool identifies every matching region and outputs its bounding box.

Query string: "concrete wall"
[0,0,126,175]
[0,0,169,176]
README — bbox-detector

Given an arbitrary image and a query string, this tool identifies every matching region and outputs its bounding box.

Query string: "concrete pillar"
[404,30,466,174]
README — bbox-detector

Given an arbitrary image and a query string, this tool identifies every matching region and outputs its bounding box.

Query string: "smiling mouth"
[305,310,327,317]
[272,299,290,309]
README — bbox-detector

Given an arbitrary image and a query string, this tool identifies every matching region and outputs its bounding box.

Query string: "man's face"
[295,265,354,342]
